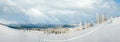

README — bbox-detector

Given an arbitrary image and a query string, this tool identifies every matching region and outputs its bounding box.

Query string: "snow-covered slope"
[0,25,39,42]
[0,17,120,42]
[69,17,120,42]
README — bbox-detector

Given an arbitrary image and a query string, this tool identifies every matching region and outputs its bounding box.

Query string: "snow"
[0,17,120,42]
[0,25,39,42]
[69,22,120,42]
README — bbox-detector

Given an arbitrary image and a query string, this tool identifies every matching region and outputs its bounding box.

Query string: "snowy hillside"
[0,17,120,42]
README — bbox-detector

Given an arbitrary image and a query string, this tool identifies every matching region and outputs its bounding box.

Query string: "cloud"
[0,0,120,24]
[48,10,76,15]
[45,0,97,9]
[25,8,45,18]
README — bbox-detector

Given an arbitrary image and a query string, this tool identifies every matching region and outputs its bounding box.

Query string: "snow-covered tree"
[101,14,107,22]
[96,13,100,24]
[79,21,83,28]
[84,21,87,29]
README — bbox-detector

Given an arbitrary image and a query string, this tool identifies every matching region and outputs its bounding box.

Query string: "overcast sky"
[0,0,120,24]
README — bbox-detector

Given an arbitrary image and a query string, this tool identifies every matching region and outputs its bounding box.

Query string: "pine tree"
[79,21,83,28]
[84,21,87,29]
[100,13,107,23]
[96,13,100,24]
[86,23,90,28]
